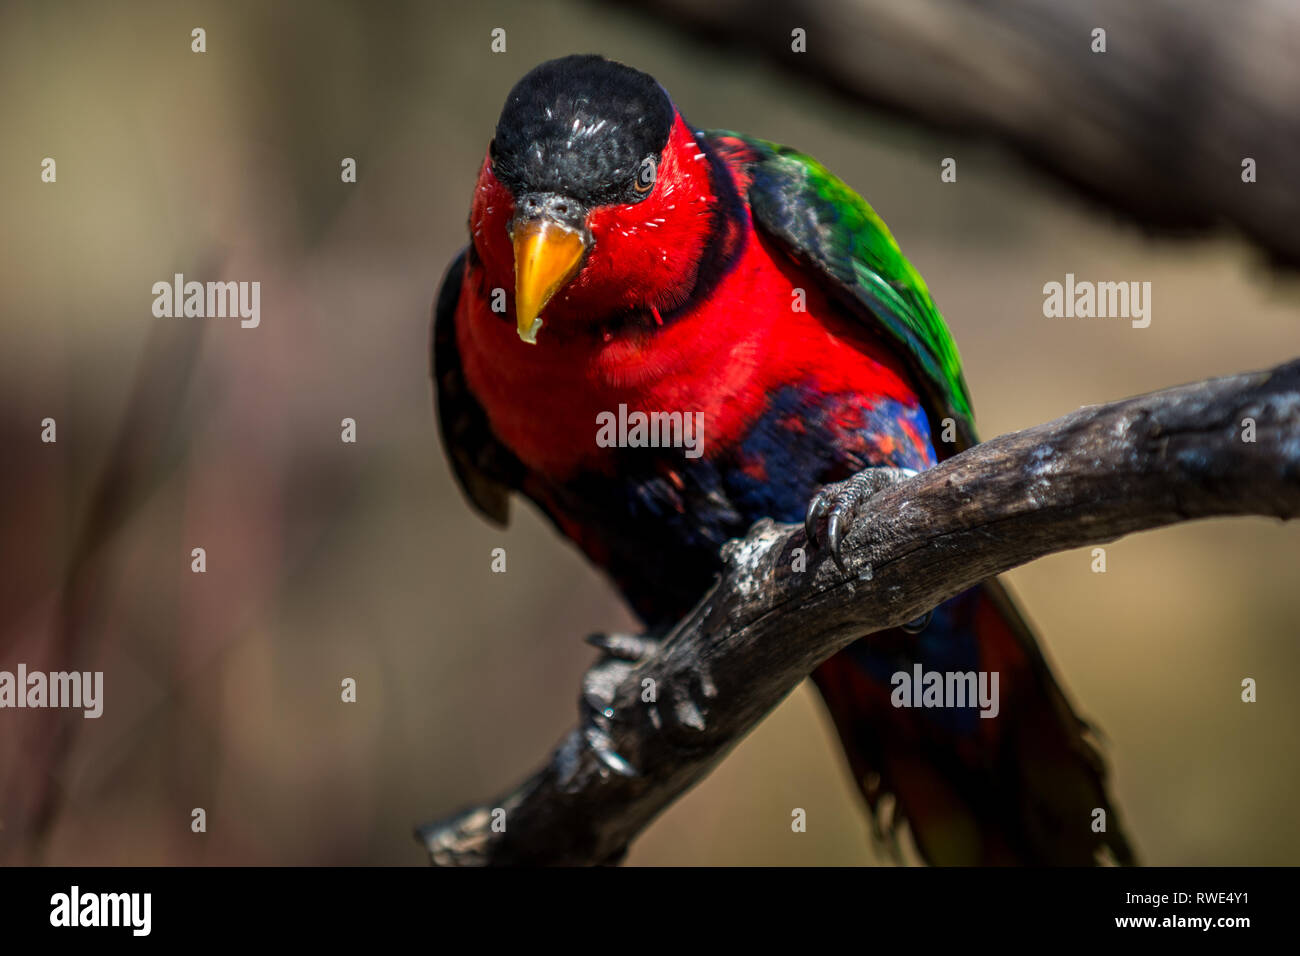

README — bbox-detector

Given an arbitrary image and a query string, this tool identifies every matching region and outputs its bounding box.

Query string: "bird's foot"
[580,627,719,772]
[585,631,662,662]
[804,467,918,573]
[805,467,933,633]
[579,630,666,777]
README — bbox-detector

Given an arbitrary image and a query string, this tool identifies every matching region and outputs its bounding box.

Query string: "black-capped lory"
[432,54,1132,865]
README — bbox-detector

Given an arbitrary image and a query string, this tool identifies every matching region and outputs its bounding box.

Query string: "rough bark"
[419,359,1300,865]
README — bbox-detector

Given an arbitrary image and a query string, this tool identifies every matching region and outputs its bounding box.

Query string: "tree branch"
[617,0,1300,267]
[418,359,1300,865]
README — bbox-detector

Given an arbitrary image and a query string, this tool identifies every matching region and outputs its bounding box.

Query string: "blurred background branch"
[420,359,1300,865]
[621,0,1300,266]
[4,312,206,863]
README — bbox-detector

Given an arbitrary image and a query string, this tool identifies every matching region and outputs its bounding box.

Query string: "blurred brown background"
[1,0,1297,865]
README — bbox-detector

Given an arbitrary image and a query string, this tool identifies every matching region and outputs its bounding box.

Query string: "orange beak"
[511,218,587,344]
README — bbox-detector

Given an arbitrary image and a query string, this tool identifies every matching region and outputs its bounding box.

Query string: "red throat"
[469,114,720,326]
[457,118,919,481]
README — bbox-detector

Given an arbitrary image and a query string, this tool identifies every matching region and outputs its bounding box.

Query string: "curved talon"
[583,725,638,777]
[827,490,863,572]
[826,508,848,572]
[805,467,918,575]
[804,492,829,544]
[901,610,932,635]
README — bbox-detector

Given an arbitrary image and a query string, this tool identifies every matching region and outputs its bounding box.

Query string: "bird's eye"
[633,156,657,194]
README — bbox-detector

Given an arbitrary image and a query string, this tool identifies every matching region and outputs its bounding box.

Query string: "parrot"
[432,54,1133,865]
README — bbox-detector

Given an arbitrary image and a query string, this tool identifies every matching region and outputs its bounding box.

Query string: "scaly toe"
[804,467,919,573]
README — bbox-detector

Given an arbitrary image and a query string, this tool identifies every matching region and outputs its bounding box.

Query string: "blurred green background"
[1,0,1297,865]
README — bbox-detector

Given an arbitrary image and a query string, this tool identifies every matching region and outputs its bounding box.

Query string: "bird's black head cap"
[490,55,675,207]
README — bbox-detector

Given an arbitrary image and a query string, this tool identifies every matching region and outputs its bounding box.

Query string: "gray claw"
[827,509,847,572]
[581,632,666,779]
[583,724,638,777]
[805,467,919,574]
[828,492,864,572]
[580,670,640,778]
[804,492,830,544]
[585,632,661,662]
[901,610,932,634]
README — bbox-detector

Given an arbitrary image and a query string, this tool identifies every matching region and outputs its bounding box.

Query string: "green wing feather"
[705,130,977,447]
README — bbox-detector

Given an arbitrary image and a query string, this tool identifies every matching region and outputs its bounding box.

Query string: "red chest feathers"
[456,232,918,481]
